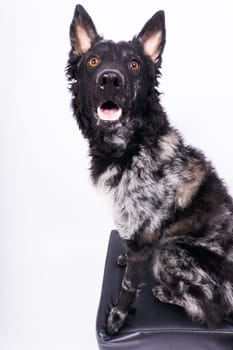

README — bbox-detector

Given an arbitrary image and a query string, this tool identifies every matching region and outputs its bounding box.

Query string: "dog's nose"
[97,69,124,90]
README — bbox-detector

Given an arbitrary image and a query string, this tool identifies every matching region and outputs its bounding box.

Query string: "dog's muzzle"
[95,69,125,122]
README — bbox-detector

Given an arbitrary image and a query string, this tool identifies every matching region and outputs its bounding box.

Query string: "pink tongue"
[97,106,122,121]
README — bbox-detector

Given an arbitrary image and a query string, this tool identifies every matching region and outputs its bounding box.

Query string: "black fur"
[66,5,233,335]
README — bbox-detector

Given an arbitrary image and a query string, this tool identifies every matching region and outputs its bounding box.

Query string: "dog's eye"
[88,56,101,68]
[129,60,140,72]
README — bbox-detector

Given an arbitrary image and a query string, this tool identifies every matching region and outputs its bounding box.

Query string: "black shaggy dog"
[66,5,233,335]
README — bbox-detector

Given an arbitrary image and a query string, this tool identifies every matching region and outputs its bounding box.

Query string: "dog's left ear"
[137,11,166,63]
[69,4,100,55]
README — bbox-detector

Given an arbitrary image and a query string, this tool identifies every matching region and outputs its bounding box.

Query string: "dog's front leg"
[107,243,154,335]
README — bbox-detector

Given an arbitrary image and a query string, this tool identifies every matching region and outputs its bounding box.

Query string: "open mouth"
[97,101,122,122]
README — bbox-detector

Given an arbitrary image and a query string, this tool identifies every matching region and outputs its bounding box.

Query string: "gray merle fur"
[66,4,233,335]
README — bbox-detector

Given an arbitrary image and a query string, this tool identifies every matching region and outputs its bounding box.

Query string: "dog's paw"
[107,307,128,335]
[152,285,172,303]
[152,285,183,307]
[117,254,127,267]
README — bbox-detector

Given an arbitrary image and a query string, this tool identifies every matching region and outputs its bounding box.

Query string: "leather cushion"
[96,230,233,349]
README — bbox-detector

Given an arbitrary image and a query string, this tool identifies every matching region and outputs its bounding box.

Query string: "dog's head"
[66,5,166,153]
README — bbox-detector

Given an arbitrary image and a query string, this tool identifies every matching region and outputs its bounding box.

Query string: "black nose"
[97,69,124,90]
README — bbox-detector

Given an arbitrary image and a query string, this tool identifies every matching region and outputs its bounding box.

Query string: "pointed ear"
[137,11,166,63]
[69,5,99,55]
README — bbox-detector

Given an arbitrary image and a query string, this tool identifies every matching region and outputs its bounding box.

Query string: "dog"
[66,4,233,335]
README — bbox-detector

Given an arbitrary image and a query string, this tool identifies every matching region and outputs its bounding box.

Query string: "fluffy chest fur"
[96,129,202,240]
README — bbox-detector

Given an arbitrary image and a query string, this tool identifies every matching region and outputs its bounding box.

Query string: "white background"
[1,0,233,349]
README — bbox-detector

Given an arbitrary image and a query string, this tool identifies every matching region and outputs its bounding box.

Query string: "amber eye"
[129,60,140,72]
[88,56,101,68]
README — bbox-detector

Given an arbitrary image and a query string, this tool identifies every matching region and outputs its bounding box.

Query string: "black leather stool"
[96,230,233,350]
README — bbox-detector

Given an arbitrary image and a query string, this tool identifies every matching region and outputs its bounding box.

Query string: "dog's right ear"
[69,5,99,56]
